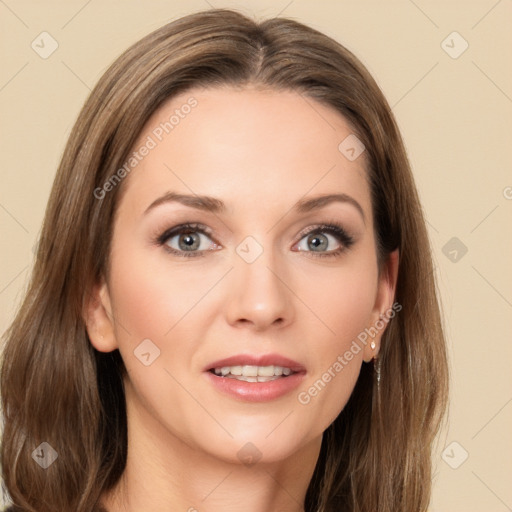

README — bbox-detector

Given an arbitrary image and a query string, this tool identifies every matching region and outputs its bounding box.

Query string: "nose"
[223,247,295,332]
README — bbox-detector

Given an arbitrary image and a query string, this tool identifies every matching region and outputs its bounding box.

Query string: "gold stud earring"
[370,341,376,350]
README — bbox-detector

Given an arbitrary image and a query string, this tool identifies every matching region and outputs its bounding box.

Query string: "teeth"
[233,375,258,382]
[226,375,281,382]
[258,366,274,376]
[243,365,258,377]
[256,375,275,382]
[230,366,242,376]
[212,365,294,379]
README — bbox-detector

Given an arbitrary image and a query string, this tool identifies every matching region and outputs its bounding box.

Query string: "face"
[87,86,397,465]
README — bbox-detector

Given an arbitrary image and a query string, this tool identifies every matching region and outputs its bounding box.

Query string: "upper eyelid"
[160,222,344,236]
[158,222,213,239]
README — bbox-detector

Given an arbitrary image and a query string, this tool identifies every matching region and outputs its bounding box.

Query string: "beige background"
[1,0,511,510]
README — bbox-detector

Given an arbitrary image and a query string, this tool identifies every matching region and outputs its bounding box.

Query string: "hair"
[0,8,448,512]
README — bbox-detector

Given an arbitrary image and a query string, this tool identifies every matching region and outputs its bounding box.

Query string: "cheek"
[105,242,209,398]
[313,272,375,333]
[295,257,378,425]
[106,247,221,444]
[300,255,378,347]
[108,242,220,344]
[106,244,230,406]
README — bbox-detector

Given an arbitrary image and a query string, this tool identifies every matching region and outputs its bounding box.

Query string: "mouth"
[209,364,296,382]
[204,354,306,402]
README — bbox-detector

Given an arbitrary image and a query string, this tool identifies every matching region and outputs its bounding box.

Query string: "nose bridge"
[224,235,294,329]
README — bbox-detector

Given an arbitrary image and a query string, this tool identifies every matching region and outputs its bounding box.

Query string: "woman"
[0,8,448,512]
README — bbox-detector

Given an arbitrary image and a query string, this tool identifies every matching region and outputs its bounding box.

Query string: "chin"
[192,421,318,466]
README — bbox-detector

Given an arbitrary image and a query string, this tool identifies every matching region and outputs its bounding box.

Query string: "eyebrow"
[144,191,365,222]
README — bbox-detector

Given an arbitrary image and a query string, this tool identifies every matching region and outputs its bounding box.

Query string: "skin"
[86,85,398,512]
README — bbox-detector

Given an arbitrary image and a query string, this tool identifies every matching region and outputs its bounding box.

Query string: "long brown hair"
[1,8,448,511]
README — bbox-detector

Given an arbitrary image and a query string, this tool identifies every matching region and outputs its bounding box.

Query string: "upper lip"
[204,353,306,373]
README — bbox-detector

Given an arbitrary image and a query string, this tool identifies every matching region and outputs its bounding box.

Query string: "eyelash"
[155,221,355,259]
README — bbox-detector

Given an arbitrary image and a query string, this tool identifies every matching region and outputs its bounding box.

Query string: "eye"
[293,223,354,258]
[156,223,220,258]
[155,221,354,259]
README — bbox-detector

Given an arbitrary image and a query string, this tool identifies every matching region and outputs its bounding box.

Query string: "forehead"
[117,86,371,219]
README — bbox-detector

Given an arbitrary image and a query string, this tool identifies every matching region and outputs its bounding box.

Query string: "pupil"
[179,233,200,251]
[308,233,327,251]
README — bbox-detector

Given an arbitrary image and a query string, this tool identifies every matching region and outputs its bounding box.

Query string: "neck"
[100,381,322,512]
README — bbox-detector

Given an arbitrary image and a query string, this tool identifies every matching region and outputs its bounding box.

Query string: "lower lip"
[204,371,306,402]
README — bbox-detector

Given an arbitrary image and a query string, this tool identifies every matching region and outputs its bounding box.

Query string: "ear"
[362,249,399,362]
[83,278,118,353]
